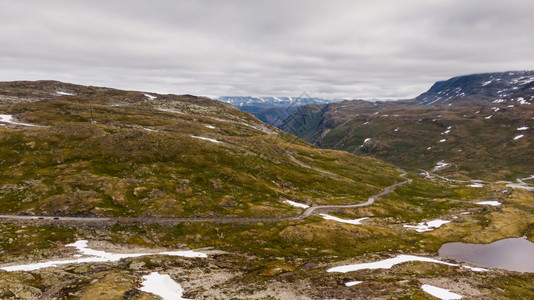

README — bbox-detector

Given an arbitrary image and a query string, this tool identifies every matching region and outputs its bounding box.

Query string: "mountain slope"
[416,70,534,105]
[281,99,533,180]
[0,81,402,217]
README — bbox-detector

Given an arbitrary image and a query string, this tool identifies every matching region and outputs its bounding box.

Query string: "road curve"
[0,172,412,225]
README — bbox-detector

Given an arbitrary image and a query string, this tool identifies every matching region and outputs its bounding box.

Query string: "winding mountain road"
[0,172,411,225]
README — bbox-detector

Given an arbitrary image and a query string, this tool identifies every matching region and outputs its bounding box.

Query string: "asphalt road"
[0,172,411,225]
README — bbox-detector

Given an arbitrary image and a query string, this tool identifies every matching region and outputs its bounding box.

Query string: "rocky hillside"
[1,81,534,300]
[281,98,533,180]
[0,81,401,217]
[416,70,534,105]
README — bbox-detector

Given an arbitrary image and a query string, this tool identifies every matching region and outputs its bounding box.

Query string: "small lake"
[439,237,534,272]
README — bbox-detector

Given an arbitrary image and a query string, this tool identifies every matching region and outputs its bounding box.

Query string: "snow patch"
[327,255,458,273]
[517,126,529,131]
[403,219,450,233]
[513,134,524,140]
[143,93,157,100]
[1,240,207,272]
[421,284,462,300]
[433,161,450,172]
[141,272,190,300]
[56,91,75,96]
[191,136,221,144]
[204,125,216,129]
[475,201,501,206]
[0,114,39,127]
[283,200,310,209]
[345,281,363,287]
[484,115,492,119]
[320,214,368,225]
[463,266,488,272]
[438,139,446,143]
[468,183,484,188]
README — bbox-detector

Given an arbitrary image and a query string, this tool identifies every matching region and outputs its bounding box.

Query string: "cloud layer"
[1,0,533,99]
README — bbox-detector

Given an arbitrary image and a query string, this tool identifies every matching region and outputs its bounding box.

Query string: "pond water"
[439,236,534,272]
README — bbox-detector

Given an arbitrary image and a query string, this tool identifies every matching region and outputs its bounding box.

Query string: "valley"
[281,71,534,182]
[0,80,533,299]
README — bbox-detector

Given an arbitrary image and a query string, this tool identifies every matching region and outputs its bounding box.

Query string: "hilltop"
[0,80,401,217]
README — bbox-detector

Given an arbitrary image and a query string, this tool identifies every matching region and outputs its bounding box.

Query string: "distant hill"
[218,96,338,127]
[415,70,534,105]
[0,80,402,217]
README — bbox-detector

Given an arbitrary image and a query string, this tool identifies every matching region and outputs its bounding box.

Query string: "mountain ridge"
[416,70,534,105]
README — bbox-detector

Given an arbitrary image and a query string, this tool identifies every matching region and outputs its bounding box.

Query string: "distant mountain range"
[416,70,534,105]
[218,96,340,127]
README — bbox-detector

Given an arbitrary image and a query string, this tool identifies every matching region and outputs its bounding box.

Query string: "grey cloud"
[1,0,533,99]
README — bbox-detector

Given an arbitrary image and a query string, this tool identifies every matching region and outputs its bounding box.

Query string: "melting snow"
[463,266,488,272]
[468,183,484,188]
[438,139,446,143]
[516,97,530,105]
[433,161,450,172]
[484,115,492,119]
[1,240,206,272]
[421,284,462,300]
[513,135,524,140]
[327,255,458,273]
[517,126,529,131]
[345,281,363,287]
[475,201,501,206]
[191,136,221,144]
[143,93,157,100]
[56,91,75,96]
[205,125,216,129]
[141,272,190,300]
[360,138,372,148]
[0,114,39,127]
[319,214,368,225]
[403,219,450,232]
[284,200,310,209]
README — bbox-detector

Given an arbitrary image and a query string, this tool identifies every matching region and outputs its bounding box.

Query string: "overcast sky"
[1,0,533,99]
